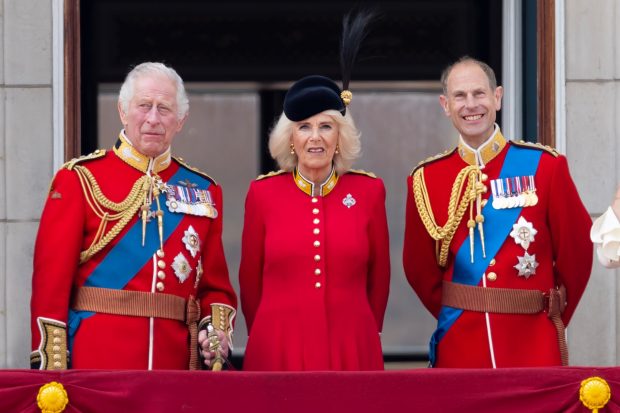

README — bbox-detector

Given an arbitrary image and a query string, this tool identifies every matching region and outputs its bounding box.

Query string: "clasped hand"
[198,328,229,369]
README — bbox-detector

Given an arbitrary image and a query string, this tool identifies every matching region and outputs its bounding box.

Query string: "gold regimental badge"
[37,381,69,413]
[579,376,610,413]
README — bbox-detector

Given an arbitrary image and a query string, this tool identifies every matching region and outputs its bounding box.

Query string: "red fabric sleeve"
[546,155,593,325]
[239,182,265,333]
[402,174,444,318]
[30,169,85,349]
[366,179,390,332]
[197,184,238,317]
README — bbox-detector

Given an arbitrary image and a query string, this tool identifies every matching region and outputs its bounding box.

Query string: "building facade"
[0,0,617,368]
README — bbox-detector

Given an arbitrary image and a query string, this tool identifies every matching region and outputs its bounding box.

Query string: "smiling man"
[30,62,237,370]
[403,56,593,368]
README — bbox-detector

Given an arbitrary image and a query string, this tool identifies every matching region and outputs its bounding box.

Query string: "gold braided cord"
[412,165,481,267]
[74,166,149,212]
[73,166,150,263]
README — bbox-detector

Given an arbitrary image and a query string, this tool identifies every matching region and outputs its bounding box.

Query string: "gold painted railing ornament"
[37,381,68,413]
[580,376,611,413]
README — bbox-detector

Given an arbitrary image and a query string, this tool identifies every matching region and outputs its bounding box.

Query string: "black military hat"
[281,9,374,122]
[283,75,346,122]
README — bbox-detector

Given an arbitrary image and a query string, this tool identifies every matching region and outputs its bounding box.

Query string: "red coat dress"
[31,133,237,370]
[239,168,390,371]
[403,129,592,368]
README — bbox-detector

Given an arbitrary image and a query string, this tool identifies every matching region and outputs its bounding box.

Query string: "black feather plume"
[340,8,376,92]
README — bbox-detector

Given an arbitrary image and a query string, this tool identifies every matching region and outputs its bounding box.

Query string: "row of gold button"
[51,328,64,369]
[485,258,497,281]
[156,249,166,291]
[312,197,322,289]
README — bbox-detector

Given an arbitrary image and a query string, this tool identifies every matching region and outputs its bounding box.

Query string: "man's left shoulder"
[510,140,559,158]
[173,157,218,185]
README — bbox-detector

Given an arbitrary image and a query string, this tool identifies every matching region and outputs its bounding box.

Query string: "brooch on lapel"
[342,193,356,209]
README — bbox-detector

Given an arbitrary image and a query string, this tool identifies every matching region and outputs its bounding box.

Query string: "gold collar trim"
[457,126,507,166]
[293,167,338,197]
[112,131,172,174]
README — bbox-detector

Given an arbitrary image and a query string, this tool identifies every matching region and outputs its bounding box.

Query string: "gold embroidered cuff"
[206,304,236,350]
[33,318,69,370]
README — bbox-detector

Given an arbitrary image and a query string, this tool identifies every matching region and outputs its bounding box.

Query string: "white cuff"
[591,207,620,267]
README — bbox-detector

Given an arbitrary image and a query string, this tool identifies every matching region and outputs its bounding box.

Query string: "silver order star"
[514,252,539,279]
[510,216,537,250]
[182,225,201,258]
[172,252,192,283]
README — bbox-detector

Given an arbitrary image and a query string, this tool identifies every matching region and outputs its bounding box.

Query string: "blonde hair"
[268,109,361,175]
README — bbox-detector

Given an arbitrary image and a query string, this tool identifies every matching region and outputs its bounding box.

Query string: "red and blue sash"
[68,166,212,348]
[429,144,543,366]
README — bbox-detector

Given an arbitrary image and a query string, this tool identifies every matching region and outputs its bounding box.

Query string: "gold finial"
[340,90,353,106]
[37,382,69,413]
[580,376,611,413]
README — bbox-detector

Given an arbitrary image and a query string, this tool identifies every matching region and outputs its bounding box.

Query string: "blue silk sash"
[429,144,542,366]
[68,166,212,350]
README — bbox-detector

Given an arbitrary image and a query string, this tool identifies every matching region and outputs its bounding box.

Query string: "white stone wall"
[1,0,54,368]
[564,0,620,366]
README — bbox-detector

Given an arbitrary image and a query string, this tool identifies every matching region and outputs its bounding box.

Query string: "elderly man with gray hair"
[30,62,237,370]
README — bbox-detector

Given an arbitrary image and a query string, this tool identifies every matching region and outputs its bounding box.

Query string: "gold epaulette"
[410,148,456,176]
[173,157,218,185]
[511,140,559,157]
[348,169,377,178]
[256,170,287,180]
[62,149,106,170]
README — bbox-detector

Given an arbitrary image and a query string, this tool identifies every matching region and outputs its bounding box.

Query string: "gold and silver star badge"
[514,252,539,279]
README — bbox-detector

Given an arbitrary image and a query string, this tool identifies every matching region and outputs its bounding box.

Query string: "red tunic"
[31,136,237,370]
[403,132,592,368]
[239,169,390,371]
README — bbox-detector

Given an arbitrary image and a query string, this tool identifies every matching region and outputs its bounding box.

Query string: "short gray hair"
[440,56,498,95]
[269,109,361,175]
[118,62,189,119]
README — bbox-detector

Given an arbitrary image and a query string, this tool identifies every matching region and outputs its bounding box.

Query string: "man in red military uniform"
[403,56,592,368]
[30,62,237,370]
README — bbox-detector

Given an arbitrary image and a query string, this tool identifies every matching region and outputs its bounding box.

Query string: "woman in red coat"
[239,34,390,370]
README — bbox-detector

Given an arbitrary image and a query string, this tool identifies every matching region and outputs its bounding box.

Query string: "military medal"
[527,175,538,206]
[172,252,192,283]
[491,179,508,209]
[510,216,539,278]
[182,225,201,258]
[342,193,356,208]
[514,252,539,278]
[492,176,538,209]
[165,182,218,218]
[510,217,537,249]
[491,179,502,209]
[514,178,525,207]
